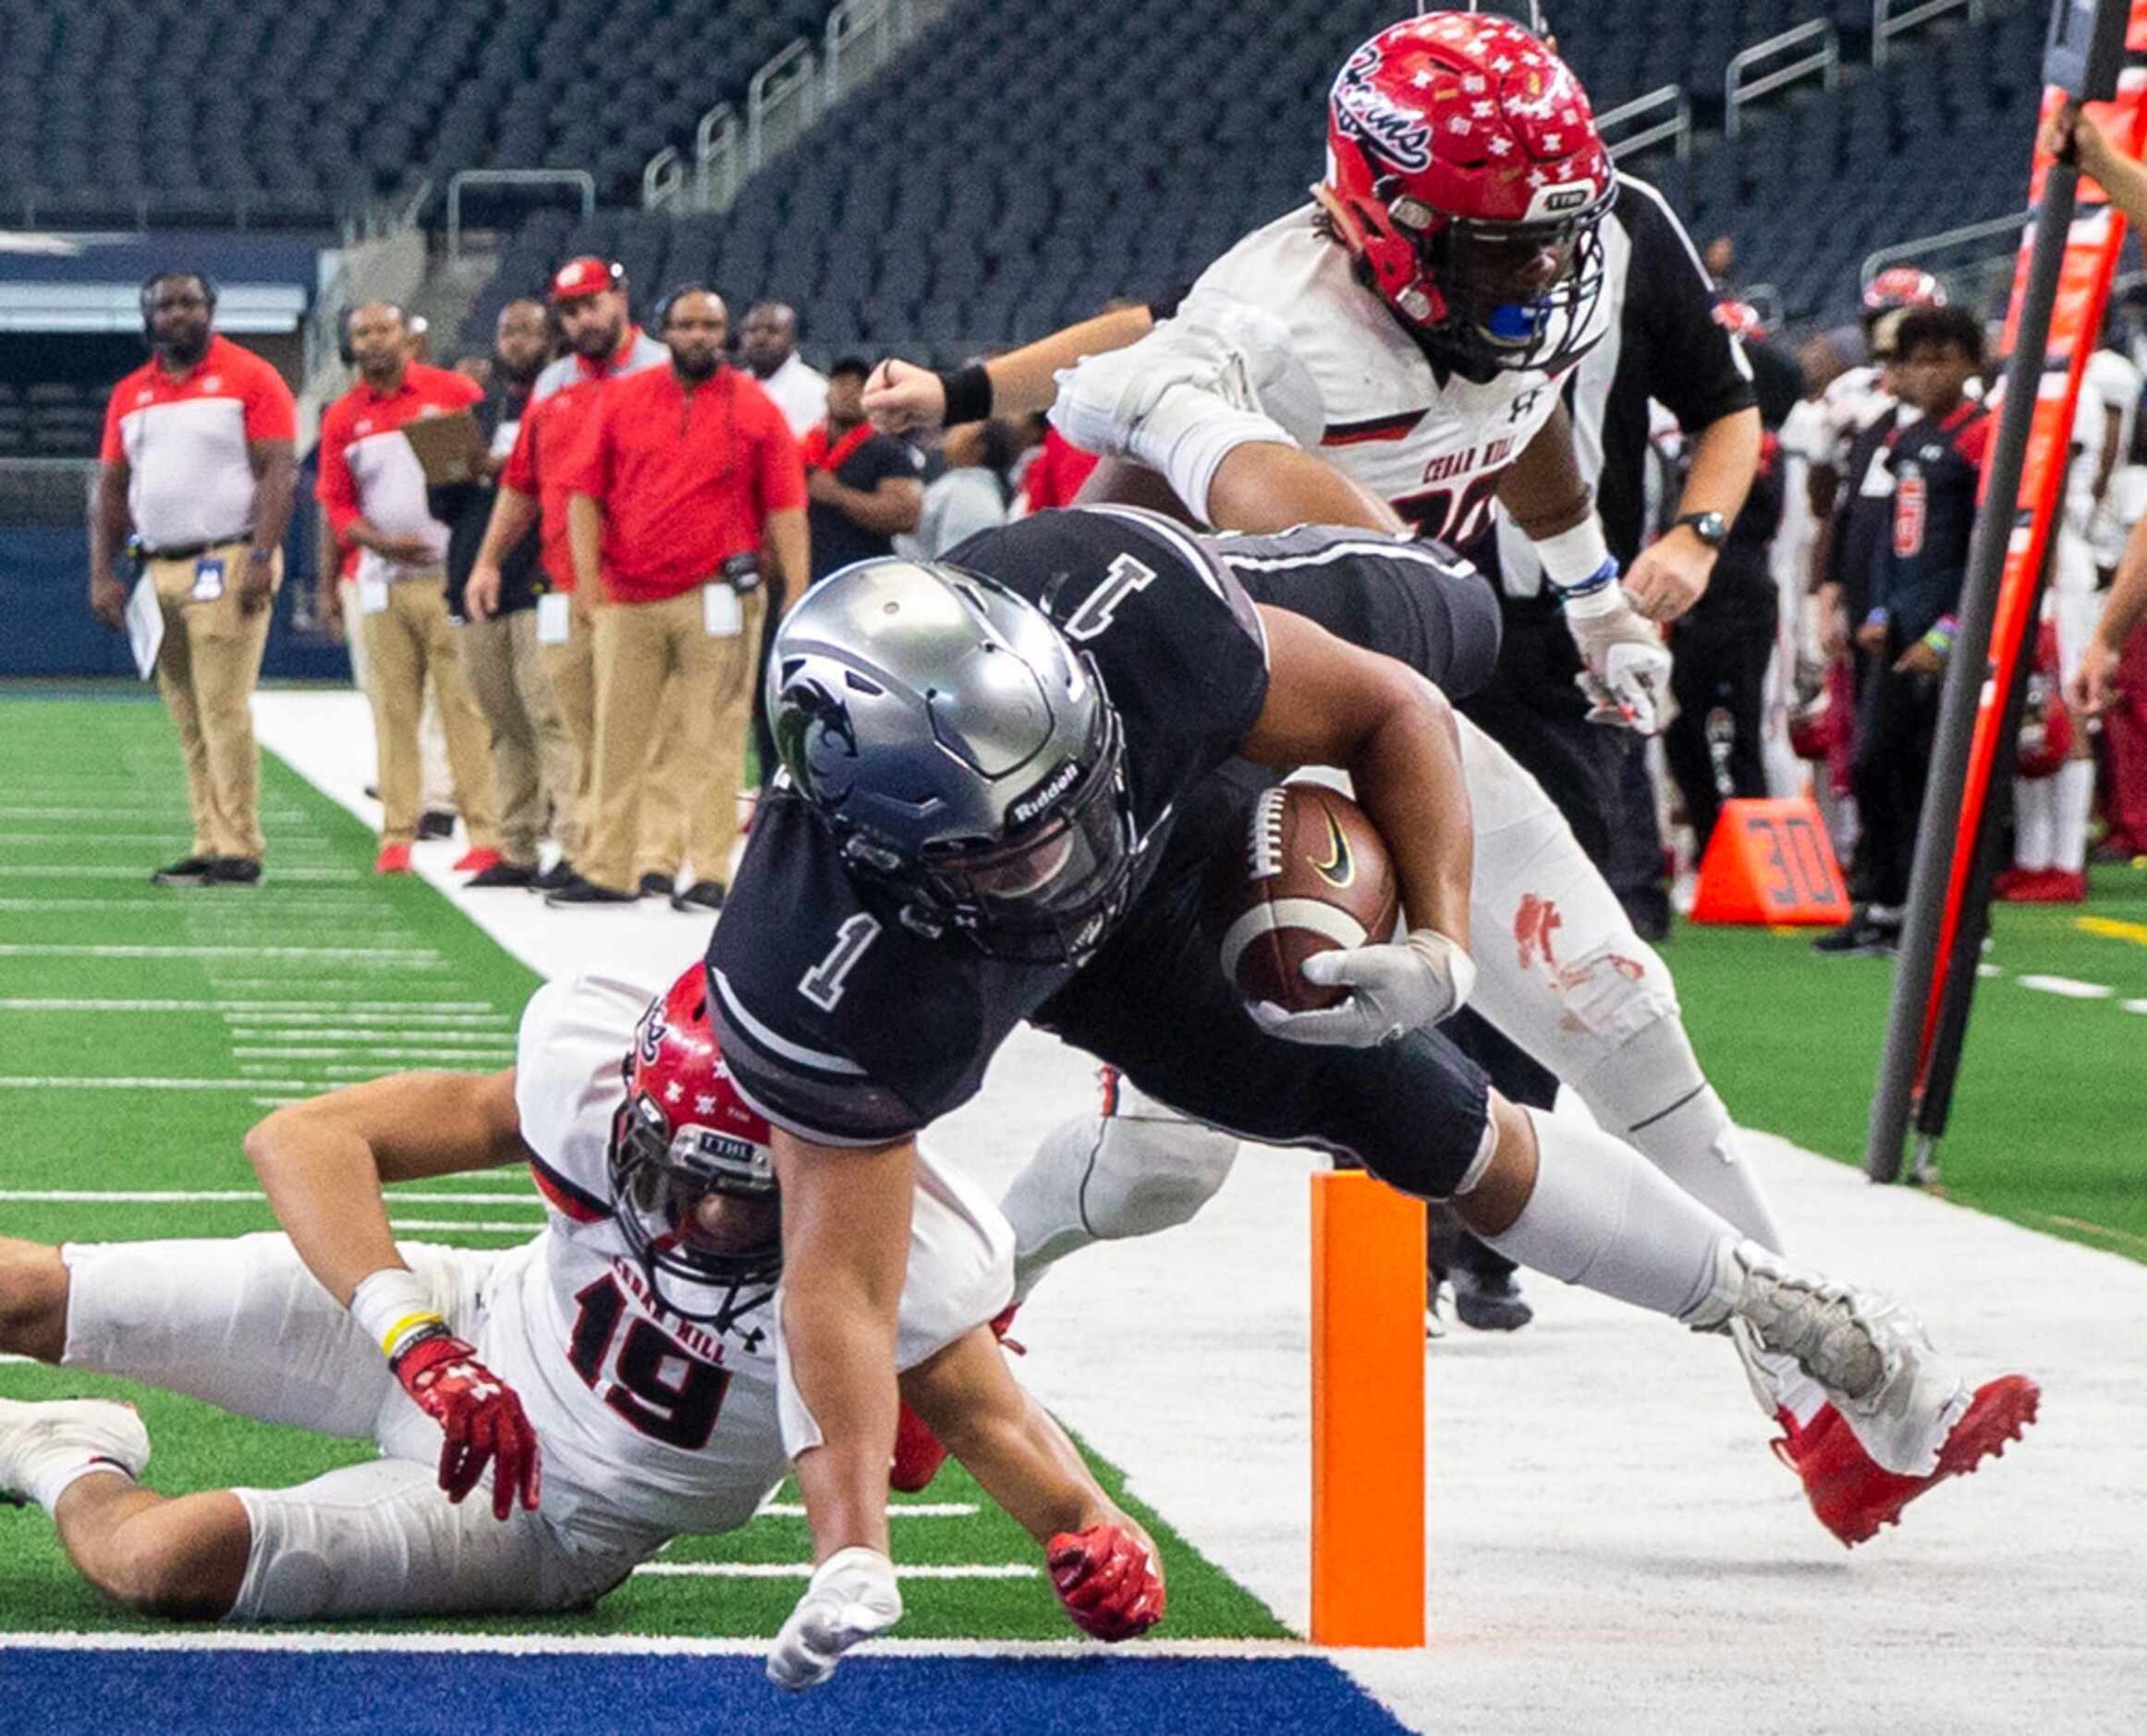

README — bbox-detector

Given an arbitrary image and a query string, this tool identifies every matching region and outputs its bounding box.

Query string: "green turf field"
[1670,858,2147,1262]
[0,692,1283,1641]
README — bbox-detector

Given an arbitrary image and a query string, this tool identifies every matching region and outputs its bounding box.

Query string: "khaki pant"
[343,579,455,811]
[537,589,691,877]
[360,579,500,850]
[582,585,765,893]
[149,540,277,861]
[459,609,573,867]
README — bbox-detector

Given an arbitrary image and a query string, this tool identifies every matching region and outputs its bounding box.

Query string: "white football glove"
[766,1547,903,1692]
[1564,581,1676,736]
[1249,930,1476,1047]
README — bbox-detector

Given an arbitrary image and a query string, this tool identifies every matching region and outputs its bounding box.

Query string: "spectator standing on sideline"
[739,300,828,438]
[433,298,573,889]
[898,418,1043,561]
[316,301,502,877]
[1814,307,1991,956]
[804,357,923,582]
[90,270,297,886]
[553,287,808,911]
[466,258,670,892]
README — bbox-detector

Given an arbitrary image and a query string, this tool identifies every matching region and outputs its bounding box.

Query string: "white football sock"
[1471,1107,1732,1322]
[2054,759,2094,874]
[2012,775,2056,871]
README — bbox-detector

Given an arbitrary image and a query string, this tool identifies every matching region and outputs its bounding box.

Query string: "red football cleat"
[453,847,502,874]
[1772,1375,2039,1547]
[888,1305,1022,1493]
[373,843,413,875]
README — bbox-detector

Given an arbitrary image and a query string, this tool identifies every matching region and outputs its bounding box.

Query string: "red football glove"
[393,1330,543,1521]
[1046,1523,1165,1642]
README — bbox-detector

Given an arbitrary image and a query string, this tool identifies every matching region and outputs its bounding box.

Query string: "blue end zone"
[3,1650,1411,1736]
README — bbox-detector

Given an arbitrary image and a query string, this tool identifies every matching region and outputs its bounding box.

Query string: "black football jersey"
[706,505,1271,1145]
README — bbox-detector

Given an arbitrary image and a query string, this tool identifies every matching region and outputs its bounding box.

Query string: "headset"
[338,300,409,367]
[139,270,219,346]
[650,281,726,341]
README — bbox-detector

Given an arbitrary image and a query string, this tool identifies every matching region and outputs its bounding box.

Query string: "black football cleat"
[150,855,217,887]
[670,879,726,913]
[206,857,262,886]
[543,875,637,908]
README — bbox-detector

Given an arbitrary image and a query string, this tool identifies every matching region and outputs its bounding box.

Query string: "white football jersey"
[484,973,1014,1537]
[1182,202,1593,546]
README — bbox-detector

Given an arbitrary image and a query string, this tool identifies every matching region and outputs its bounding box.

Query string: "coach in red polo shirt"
[91,271,298,886]
[317,300,502,874]
[464,258,673,892]
[547,287,808,909]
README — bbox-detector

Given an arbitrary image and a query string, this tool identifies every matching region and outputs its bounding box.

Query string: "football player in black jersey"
[706,506,2031,1685]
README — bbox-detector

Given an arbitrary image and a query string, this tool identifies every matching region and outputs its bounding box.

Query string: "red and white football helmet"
[1318,11,1616,375]
[1862,266,1948,315]
[609,962,780,1326]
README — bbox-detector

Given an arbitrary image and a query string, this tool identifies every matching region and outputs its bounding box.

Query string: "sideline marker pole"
[1310,1169,1425,1647]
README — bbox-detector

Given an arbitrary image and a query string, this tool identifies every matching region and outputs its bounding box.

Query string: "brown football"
[1218,783,1400,1013]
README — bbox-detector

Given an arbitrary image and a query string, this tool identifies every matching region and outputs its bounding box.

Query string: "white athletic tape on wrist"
[348,1265,444,1362]
[1533,518,1613,589]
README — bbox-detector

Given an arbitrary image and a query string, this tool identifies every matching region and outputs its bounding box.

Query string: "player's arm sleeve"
[1049,286,1324,525]
[705,964,925,1148]
[1211,525,1504,701]
[314,410,360,537]
[1624,179,1757,433]
[246,360,299,442]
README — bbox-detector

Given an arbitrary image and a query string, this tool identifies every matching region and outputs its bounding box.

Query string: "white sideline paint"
[0,999,498,1013]
[632,1562,1038,1580]
[0,1632,1311,1658]
[0,945,442,962]
[386,1220,541,1234]
[0,867,364,880]
[0,1190,534,1204]
[250,691,2147,1734]
[750,1503,979,1519]
[0,1076,315,1092]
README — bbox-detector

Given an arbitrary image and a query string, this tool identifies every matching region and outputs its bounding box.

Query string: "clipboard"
[401,410,491,485]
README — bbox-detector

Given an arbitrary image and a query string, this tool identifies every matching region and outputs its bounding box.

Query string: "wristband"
[1555,560,1624,611]
[1533,518,1613,589]
[1921,618,1957,655]
[936,361,994,426]
[349,1265,445,1363]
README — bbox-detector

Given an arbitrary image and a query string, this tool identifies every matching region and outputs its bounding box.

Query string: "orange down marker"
[1689,796,1852,926]
[1310,1169,1426,1647]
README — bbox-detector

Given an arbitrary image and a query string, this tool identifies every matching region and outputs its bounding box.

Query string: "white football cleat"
[0,1397,152,1510]
[1687,1240,1970,1477]
[765,1547,903,1691]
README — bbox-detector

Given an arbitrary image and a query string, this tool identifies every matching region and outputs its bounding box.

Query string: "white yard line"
[632,1562,1037,1580]
[220,1010,512,1025]
[0,1077,322,1092]
[230,1045,515,1061]
[751,1503,978,1519]
[0,1190,534,1204]
[0,945,441,962]
[2015,973,2116,999]
[0,999,500,1013]
[0,866,364,881]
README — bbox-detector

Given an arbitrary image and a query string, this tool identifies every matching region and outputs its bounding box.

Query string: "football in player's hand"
[1216,783,1399,1013]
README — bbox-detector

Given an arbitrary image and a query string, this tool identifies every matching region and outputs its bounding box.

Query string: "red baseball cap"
[550,257,622,303]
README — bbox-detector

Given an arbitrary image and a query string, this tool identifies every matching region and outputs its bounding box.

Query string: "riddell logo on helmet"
[1009,761,1081,829]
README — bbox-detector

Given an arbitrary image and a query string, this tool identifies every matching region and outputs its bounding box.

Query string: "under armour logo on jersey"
[665,1081,685,1104]
[1509,387,1546,422]
[695,1093,718,1115]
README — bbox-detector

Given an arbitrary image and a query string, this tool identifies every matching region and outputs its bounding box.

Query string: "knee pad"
[227,1488,342,1622]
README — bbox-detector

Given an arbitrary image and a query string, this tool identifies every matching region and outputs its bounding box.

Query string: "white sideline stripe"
[632,1562,1037,1581]
[2123,998,2147,1014]
[0,867,363,881]
[2016,973,2115,999]
[0,1353,33,1364]
[0,899,373,912]
[0,946,440,961]
[753,1502,977,1519]
[387,1219,541,1234]
[0,807,308,822]
[0,832,336,845]
[0,1632,1314,1659]
[0,999,497,1013]
[0,1077,315,1092]
[0,1190,534,1204]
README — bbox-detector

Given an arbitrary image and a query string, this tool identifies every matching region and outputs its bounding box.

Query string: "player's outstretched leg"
[1458,1100,2037,1535]
[0,1397,253,1620]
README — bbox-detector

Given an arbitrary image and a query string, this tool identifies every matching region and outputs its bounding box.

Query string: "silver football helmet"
[768,557,1135,965]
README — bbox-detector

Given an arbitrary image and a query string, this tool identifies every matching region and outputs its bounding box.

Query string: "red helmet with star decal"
[608,962,780,1324]
[1318,11,1616,376]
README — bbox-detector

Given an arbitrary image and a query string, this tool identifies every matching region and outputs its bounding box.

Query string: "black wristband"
[937,361,994,426]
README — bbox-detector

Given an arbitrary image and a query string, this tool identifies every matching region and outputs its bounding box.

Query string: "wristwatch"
[1673,510,1729,549]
